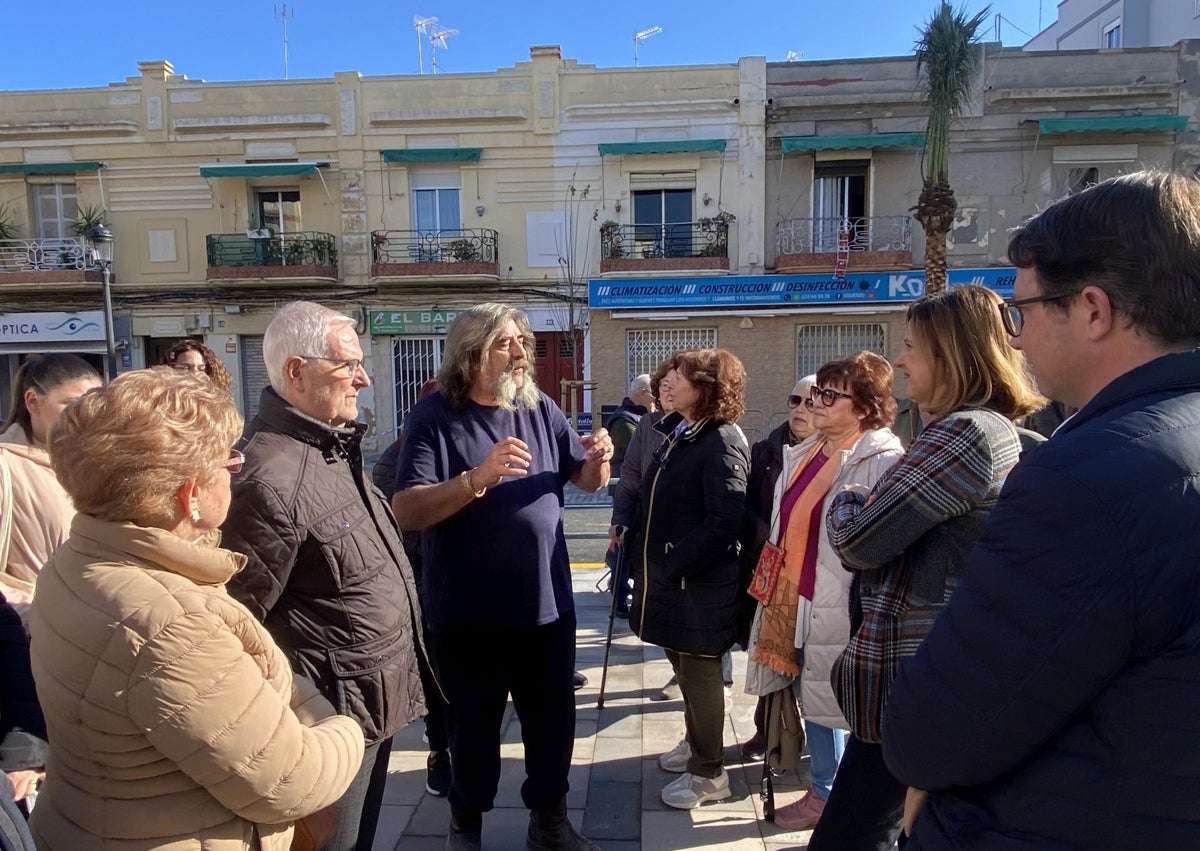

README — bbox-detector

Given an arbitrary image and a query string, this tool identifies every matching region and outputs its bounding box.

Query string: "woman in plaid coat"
[809,286,1044,851]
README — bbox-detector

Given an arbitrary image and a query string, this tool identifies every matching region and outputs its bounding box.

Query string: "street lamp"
[87,223,116,379]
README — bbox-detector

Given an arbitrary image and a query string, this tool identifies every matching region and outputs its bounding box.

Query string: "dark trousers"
[417,627,450,753]
[432,611,577,814]
[323,735,394,851]
[664,649,725,778]
[807,733,905,851]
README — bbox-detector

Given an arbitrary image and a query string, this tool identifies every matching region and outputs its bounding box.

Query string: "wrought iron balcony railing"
[776,216,912,255]
[205,231,338,268]
[0,237,99,272]
[371,229,498,264]
[601,220,729,260]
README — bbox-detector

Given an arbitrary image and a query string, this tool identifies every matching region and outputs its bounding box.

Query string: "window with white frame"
[795,323,887,377]
[1102,19,1121,48]
[813,160,869,252]
[629,172,695,259]
[31,183,78,239]
[255,189,301,232]
[626,327,717,383]
[411,169,462,235]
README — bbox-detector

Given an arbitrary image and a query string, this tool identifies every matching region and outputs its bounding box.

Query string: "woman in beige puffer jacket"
[27,369,365,851]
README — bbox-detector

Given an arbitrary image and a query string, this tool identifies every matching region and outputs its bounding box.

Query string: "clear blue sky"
[1,1,1053,90]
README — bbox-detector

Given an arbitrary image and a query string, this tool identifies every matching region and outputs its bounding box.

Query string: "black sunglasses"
[807,387,853,407]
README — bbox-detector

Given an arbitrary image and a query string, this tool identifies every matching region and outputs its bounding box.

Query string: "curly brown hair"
[672,348,746,424]
[164,339,233,392]
[816,351,897,430]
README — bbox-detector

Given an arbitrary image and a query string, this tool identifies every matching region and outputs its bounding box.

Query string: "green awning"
[780,133,925,153]
[200,162,322,178]
[381,148,483,163]
[597,139,727,156]
[1035,116,1188,134]
[0,161,103,175]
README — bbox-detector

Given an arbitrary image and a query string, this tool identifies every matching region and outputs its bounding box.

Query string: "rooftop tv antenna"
[275,4,294,79]
[785,50,803,62]
[428,22,459,74]
[633,26,662,67]
[413,14,437,75]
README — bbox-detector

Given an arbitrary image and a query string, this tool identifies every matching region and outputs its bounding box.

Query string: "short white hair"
[263,301,357,393]
[630,374,652,395]
[793,374,817,397]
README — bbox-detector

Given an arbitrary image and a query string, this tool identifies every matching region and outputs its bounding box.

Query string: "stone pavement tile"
[381,763,428,806]
[582,779,641,840]
[405,793,452,836]
[598,706,643,739]
[477,805,586,850]
[566,761,592,810]
[381,835,442,851]
[591,732,644,785]
[641,809,767,851]
[371,803,414,851]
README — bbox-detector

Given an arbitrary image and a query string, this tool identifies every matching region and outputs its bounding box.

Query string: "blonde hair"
[50,368,243,527]
[907,285,1045,420]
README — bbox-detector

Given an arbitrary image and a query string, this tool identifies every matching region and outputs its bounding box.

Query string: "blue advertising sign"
[587,267,1017,310]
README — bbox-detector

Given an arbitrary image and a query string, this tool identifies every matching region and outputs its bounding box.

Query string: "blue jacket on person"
[881,349,1200,851]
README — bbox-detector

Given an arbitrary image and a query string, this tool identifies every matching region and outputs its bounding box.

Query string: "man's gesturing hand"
[474,436,532,488]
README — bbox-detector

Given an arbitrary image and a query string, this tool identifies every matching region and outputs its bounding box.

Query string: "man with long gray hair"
[222,301,428,851]
[393,303,612,851]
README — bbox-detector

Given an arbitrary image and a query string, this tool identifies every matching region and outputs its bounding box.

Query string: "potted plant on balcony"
[0,202,20,241]
[447,238,479,262]
[697,210,735,256]
[600,220,624,259]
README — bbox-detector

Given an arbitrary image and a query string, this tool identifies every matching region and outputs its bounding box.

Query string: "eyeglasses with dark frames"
[999,290,1080,337]
[786,394,805,409]
[301,356,365,375]
[806,387,854,408]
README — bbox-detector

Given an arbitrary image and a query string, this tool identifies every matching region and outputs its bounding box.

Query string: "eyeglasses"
[786,395,806,409]
[169,362,206,373]
[999,291,1080,337]
[302,356,365,376]
[806,387,854,408]
[221,449,245,473]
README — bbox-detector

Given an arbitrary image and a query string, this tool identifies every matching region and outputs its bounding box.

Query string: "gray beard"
[492,369,540,412]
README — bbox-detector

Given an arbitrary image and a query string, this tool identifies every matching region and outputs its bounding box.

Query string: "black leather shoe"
[573,671,588,690]
[446,806,482,851]
[527,799,599,851]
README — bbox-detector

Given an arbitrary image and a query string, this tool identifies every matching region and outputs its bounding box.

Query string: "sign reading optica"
[0,311,105,343]
[588,267,1017,310]
[369,309,459,335]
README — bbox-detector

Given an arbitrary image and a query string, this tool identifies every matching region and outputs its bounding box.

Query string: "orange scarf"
[750,433,852,676]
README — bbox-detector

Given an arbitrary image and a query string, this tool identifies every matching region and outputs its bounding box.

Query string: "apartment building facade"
[1,41,1195,447]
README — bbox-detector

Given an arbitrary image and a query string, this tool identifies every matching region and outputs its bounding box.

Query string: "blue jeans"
[805,721,846,800]
[323,736,394,851]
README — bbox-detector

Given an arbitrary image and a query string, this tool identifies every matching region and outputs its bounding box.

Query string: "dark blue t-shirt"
[394,389,585,629]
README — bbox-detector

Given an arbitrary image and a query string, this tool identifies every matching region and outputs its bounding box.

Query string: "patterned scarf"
[750,433,851,676]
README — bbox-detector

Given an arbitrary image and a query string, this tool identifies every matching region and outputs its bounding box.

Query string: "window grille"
[392,337,445,434]
[795,323,886,378]
[625,327,717,384]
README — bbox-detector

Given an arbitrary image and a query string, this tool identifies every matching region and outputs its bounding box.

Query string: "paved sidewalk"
[370,568,816,851]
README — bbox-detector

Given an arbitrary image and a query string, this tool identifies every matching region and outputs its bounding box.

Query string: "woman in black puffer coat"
[628,348,748,811]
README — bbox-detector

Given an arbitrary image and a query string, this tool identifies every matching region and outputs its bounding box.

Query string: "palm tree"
[913,2,989,294]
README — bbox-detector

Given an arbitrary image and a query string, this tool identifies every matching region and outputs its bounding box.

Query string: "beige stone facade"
[0,42,1195,449]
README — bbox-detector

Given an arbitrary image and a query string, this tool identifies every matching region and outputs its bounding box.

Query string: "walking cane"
[596,535,626,710]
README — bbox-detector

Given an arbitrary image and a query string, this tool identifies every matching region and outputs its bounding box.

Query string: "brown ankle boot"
[446,805,482,851]
[527,798,600,851]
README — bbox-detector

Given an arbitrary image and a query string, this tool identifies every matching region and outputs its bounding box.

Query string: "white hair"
[263,301,357,393]
[630,374,652,395]
[793,374,817,396]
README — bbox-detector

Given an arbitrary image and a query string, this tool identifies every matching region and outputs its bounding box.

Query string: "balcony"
[775,216,912,274]
[600,221,730,275]
[206,231,338,286]
[0,237,111,292]
[371,229,499,283]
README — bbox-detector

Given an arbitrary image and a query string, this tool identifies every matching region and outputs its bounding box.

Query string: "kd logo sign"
[888,274,924,299]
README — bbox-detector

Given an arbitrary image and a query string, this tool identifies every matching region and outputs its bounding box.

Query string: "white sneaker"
[658,738,691,773]
[661,770,730,809]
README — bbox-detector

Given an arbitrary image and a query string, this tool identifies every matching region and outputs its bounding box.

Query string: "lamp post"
[87,223,116,379]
